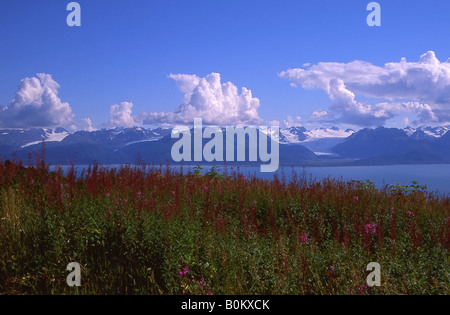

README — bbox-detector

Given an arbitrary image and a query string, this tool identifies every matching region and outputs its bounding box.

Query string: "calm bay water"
[54,164,450,195]
[233,164,450,195]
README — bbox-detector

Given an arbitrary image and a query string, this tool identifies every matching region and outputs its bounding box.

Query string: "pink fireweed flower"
[206,292,213,295]
[329,265,335,271]
[178,265,189,278]
[299,232,310,244]
[204,186,209,192]
[408,211,415,217]
[358,284,368,295]
[353,196,359,203]
[364,223,377,236]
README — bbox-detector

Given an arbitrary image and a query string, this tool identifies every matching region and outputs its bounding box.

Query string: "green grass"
[0,161,448,295]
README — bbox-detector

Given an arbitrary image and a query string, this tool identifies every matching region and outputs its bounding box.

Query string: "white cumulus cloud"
[79,118,96,131]
[310,110,329,119]
[0,73,74,128]
[282,115,302,128]
[279,51,450,126]
[109,101,139,128]
[143,72,263,126]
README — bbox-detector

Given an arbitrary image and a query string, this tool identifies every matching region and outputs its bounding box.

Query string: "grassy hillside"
[0,160,448,295]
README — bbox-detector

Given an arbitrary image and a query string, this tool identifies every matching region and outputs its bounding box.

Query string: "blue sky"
[1,0,450,130]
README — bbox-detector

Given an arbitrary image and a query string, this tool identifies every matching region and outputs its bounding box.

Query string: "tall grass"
[0,159,448,295]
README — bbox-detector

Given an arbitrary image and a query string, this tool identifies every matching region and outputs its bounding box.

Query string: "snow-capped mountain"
[302,127,356,141]
[332,126,450,164]
[163,125,352,145]
[278,126,308,143]
[2,125,450,166]
[60,127,171,149]
[278,126,355,144]
[0,126,172,153]
[21,128,70,148]
[0,127,69,149]
[403,126,449,139]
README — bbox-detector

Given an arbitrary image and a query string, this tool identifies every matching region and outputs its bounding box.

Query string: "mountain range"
[333,126,450,164]
[0,125,449,166]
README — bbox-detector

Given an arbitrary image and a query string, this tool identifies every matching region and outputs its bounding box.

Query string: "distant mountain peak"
[403,126,449,138]
[2,124,450,166]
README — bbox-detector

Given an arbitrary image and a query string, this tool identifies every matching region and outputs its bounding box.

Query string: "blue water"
[52,164,450,195]
[232,164,450,195]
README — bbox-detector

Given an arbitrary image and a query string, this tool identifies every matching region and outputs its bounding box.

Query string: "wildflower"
[353,196,359,203]
[206,292,213,295]
[408,211,415,217]
[204,186,209,193]
[364,223,376,236]
[358,284,368,295]
[178,265,189,278]
[329,265,335,271]
[253,200,257,205]
[299,232,309,244]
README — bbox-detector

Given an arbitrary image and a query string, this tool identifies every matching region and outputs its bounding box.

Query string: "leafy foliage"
[0,159,448,295]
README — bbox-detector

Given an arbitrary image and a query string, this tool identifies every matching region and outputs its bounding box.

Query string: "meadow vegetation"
[0,157,448,295]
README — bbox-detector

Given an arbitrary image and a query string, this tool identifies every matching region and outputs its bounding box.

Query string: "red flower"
[299,232,310,244]
[364,223,376,236]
